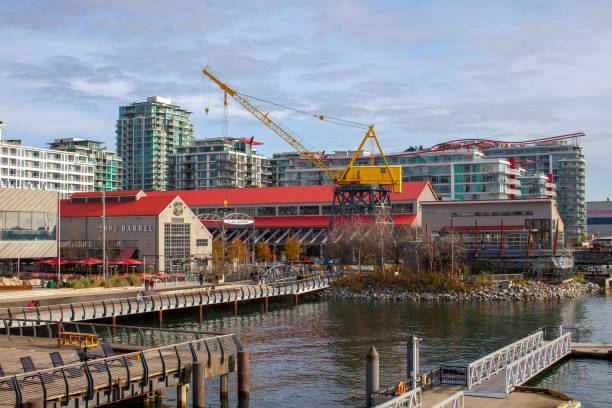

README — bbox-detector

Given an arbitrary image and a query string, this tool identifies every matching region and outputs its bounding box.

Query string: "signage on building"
[223,219,254,226]
[98,224,154,233]
[173,201,184,216]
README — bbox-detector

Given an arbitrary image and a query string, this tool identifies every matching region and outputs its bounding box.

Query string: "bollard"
[177,384,188,408]
[407,335,420,389]
[237,350,250,399]
[220,374,229,400]
[365,346,379,407]
[192,361,206,408]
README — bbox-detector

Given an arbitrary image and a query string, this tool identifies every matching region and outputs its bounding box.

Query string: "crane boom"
[202,66,402,193]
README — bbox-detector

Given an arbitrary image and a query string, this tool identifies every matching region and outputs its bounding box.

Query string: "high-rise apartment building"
[0,139,94,198]
[483,136,586,239]
[116,96,194,191]
[168,137,272,190]
[49,138,122,191]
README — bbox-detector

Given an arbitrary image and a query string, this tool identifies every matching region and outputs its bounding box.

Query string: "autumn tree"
[228,238,246,262]
[211,238,226,274]
[282,235,302,261]
[256,241,272,262]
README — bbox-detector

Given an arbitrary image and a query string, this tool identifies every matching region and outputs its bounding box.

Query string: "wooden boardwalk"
[0,331,240,408]
[0,274,336,328]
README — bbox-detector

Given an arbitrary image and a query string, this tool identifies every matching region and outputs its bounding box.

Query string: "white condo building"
[0,125,95,197]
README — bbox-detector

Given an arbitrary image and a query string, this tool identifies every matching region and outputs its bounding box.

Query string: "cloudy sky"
[1,1,610,199]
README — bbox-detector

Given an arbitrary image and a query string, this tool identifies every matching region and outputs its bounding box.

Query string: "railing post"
[192,361,206,408]
[220,374,229,401]
[366,346,379,407]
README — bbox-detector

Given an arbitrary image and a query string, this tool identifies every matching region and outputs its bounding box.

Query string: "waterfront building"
[116,97,194,191]
[49,138,122,191]
[0,188,58,273]
[168,137,272,190]
[421,198,564,250]
[0,138,95,197]
[587,200,612,238]
[148,181,438,256]
[270,148,527,201]
[483,135,586,240]
[60,190,212,273]
[518,174,556,200]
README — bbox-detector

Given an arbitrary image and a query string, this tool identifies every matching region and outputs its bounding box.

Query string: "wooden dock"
[571,342,612,360]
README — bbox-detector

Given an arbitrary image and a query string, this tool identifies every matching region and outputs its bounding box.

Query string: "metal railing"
[0,334,240,408]
[539,326,579,342]
[505,332,572,394]
[0,273,339,327]
[373,387,422,408]
[466,330,544,389]
[430,391,464,408]
[1,318,236,349]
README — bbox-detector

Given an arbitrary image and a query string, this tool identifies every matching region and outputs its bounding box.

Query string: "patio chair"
[0,365,20,390]
[49,352,82,378]
[20,357,55,385]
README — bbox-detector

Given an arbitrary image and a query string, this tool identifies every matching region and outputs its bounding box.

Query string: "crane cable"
[235,92,371,130]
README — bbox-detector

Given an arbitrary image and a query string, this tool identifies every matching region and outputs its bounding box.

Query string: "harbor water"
[130,292,611,407]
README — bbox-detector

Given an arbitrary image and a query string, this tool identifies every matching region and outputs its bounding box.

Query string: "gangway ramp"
[465,331,571,398]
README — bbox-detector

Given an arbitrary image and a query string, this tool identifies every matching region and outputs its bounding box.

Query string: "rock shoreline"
[319,281,601,302]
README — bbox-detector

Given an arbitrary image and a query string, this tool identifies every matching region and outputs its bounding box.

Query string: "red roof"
[149,182,435,206]
[441,224,525,231]
[71,190,143,197]
[201,214,417,228]
[61,195,176,217]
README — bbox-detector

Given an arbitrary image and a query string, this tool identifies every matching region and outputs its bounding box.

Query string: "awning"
[117,248,137,260]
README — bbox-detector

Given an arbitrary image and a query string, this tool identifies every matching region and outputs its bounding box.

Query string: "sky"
[1,1,610,200]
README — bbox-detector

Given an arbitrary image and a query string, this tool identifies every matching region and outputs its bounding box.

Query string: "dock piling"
[365,346,379,407]
[192,361,206,408]
[407,335,420,389]
[154,390,163,408]
[198,304,203,328]
[25,400,41,408]
[220,373,229,400]
[158,310,163,328]
[264,296,269,313]
[294,294,298,307]
[177,384,188,408]
[237,350,250,400]
[234,300,238,316]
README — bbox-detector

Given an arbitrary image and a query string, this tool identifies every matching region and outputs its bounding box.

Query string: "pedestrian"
[28,300,35,307]
[150,279,155,290]
[199,272,204,286]
[34,300,40,307]
[144,278,149,291]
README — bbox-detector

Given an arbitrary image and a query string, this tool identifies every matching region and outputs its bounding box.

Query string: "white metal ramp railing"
[430,391,464,408]
[467,330,544,389]
[373,387,422,408]
[505,332,572,394]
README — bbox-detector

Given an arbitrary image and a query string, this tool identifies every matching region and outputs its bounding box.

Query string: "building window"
[164,222,191,271]
[299,206,319,216]
[196,239,208,247]
[278,206,297,216]
[257,207,276,216]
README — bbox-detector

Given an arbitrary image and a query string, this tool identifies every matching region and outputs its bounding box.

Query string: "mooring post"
[220,374,229,400]
[294,294,298,307]
[264,296,269,313]
[198,304,203,328]
[192,361,206,408]
[154,390,163,408]
[407,335,420,389]
[234,301,238,316]
[365,346,379,407]
[112,315,117,341]
[177,384,188,408]
[237,350,250,400]
[143,393,151,407]
[158,310,163,328]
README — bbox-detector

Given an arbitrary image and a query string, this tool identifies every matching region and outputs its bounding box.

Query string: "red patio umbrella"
[122,259,147,265]
[108,260,129,264]
[74,258,104,265]
[36,258,70,265]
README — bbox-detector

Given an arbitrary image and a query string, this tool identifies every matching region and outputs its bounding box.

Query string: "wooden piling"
[177,384,188,408]
[192,361,206,408]
[234,300,238,316]
[237,350,250,400]
[365,346,379,407]
[198,304,203,328]
[264,296,268,313]
[154,390,163,408]
[294,294,298,307]
[158,310,163,328]
[112,315,117,340]
[220,374,229,400]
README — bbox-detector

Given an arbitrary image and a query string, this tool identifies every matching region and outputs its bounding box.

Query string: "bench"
[57,332,99,349]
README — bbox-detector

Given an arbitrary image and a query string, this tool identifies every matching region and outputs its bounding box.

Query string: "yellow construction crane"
[202,66,402,193]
